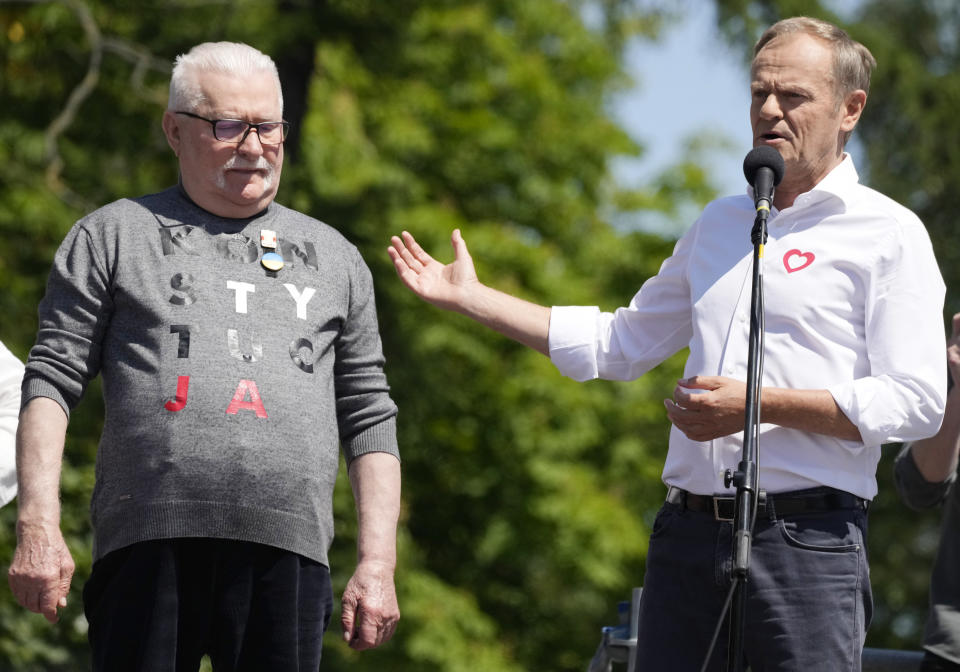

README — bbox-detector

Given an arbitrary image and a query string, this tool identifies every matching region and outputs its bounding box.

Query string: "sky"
[610,6,753,204]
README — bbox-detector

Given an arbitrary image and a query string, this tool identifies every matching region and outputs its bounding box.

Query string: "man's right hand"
[387,229,479,312]
[387,228,552,355]
[9,520,75,623]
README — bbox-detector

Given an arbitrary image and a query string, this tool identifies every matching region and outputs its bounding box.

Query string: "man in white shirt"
[0,340,24,506]
[388,16,946,672]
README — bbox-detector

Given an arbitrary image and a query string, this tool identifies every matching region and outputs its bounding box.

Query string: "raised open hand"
[387,229,478,312]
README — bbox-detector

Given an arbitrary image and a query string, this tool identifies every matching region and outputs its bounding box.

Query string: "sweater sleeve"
[22,220,114,417]
[335,248,399,466]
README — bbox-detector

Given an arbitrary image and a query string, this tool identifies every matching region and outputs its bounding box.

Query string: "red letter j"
[164,375,190,412]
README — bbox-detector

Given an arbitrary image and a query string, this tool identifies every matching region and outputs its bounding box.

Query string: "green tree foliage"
[0,1,721,670]
[712,0,958,651]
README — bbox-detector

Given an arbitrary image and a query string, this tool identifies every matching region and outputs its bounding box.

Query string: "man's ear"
[162,110,181,157]
[840,89,867,133]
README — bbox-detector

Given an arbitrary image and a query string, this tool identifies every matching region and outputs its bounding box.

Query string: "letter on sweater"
[227,281,256,314]
[225,379,268,418]
[170,325,192,358]
[279,239,319,271]
[283,284,316,320]
[289,337,315,374]
[216,235,258,264]
[227,329,262,363]
[159,227,200,256]
[169,273,197,306]
[164,375,190,412]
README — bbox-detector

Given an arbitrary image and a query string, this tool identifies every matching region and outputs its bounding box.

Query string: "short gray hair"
[753,17,876,102]
[168,42,283,113]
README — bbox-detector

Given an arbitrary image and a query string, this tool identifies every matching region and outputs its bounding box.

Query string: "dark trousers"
[83,538,333,672]
[634,493,872,671]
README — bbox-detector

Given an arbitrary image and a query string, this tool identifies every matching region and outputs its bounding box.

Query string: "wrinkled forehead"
[750,33,836,85]
[193,69,283,118]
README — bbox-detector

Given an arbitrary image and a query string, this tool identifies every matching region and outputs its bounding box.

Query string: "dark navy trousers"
[83,538,333,672]
[633,493,872,671]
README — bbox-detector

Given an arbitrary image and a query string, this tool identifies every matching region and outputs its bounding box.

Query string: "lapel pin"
[261,251,284,272]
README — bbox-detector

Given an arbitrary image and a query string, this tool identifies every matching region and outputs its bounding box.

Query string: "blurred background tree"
[0,0,953,669]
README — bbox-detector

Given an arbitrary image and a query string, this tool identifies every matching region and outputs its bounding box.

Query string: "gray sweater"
[894,443,960,664]
[23,186,399,566]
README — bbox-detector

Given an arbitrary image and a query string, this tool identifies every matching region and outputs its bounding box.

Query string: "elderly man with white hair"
[10,42,401,671]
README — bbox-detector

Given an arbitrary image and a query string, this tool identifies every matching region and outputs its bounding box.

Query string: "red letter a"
[164,376,190,412]
[225,379,268,418]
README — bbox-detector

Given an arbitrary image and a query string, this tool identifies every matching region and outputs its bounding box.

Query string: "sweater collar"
[156,179,277,233]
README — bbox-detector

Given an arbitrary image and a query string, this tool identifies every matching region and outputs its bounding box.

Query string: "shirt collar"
[805,153,859,205]
[752,153,859,216]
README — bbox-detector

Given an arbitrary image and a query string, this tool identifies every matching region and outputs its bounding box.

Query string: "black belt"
[666,486,868,522]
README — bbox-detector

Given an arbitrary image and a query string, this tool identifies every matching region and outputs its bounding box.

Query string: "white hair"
[167,42,283,113]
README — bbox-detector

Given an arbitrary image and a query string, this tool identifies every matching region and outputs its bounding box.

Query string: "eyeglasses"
[175,111,290,145]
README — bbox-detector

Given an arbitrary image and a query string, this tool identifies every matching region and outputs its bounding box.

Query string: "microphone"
[742,146,785,216]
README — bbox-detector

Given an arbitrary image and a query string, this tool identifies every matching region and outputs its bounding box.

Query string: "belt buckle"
[713,497,735,522]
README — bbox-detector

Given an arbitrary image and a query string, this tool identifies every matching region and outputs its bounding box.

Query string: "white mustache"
[223,156,273,173]
[216,155,276,194]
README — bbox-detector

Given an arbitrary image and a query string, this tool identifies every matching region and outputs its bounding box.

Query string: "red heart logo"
[783,249,815,273]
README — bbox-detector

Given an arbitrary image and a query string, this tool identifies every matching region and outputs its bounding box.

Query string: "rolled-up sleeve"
[548,229,695,383]
[548,306,603,381]
[827,221,947,446]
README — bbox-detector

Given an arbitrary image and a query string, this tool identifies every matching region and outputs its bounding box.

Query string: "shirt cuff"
[548,306,601,382]
[828,377,930,448]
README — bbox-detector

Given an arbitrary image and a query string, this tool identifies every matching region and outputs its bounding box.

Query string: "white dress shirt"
[549,155,946,500]
[0,340,23,506]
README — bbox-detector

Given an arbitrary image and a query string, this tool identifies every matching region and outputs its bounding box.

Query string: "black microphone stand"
[724,201,769,672]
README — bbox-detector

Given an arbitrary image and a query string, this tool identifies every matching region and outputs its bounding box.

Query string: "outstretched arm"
[388,229,552,356]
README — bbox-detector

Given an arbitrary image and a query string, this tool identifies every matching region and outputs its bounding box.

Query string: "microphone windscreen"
[743,146,785,187]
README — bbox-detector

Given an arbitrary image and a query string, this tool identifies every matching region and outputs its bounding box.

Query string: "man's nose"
[237,127,264,156]
[759,94,782,119]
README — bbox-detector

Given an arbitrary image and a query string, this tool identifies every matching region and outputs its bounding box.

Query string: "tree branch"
[3,0,173,207]
[42,0,101,205]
